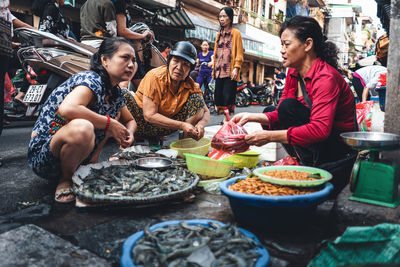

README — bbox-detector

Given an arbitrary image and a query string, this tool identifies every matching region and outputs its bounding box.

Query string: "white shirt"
[355,65,387,89]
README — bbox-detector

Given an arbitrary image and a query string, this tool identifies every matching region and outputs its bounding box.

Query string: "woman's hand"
[245,131,271,146]
[231,67,239,80]
[119,128,134,149]
[232,112,269,126]
[207,62,213,68]
[181,122,199,139]
[194,124,205,140]
[108,118,130,145]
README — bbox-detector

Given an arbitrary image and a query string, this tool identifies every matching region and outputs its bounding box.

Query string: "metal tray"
[340,132,400,151]
[72,160,199,204]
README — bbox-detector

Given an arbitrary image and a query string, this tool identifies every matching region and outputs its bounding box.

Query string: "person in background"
[352,65,387,102]
[28,37,137,203]
[80,0,152,48]
[0,0,35,166]
[232,16,356,195]
[212,6,244,115]
[196,40,214,90]
[274,67,286,82]
[160,41,172,59]
[38,0,70,39]
[196,40,215,113]
[122,41,210,144]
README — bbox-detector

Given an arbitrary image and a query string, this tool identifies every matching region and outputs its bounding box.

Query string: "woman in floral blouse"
[28,37,138,203]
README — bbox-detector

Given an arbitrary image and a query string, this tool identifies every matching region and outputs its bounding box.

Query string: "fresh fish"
[132,222,262,267]
[77,165,195,198]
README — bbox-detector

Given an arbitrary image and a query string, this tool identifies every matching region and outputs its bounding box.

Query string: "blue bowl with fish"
[121,219,270,267]
[219,176,333,230]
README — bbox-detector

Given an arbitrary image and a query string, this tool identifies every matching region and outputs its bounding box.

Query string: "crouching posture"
[28,37,138,203]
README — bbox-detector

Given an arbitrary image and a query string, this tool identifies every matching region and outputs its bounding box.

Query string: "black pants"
[214,77,237,106]
[270,98,356,195]
[352,74,366,102]
[0,55,10,136]
[276,98,353,166]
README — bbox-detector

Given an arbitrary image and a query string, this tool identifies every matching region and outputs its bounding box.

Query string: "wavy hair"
[279,16,341,71]
[90,37,134,102]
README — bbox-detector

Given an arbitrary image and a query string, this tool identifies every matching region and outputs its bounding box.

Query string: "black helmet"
[169,41,197,65]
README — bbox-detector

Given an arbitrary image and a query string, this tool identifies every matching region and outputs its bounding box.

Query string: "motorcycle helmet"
[169,41,197,66]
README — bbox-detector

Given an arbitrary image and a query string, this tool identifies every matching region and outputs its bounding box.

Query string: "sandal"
[54,187,75,203]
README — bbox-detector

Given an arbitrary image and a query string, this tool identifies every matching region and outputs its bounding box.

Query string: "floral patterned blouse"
[38,2,69,39]
[31,71,126,147]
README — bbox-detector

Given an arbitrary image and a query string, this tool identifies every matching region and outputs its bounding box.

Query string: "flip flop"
[54,187,75,204]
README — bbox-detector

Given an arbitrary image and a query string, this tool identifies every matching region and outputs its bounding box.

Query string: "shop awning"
[156,7,195,29]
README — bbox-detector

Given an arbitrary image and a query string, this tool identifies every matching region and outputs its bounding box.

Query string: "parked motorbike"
[11,27,93,118]
[273,79,285,106]
[235,81,273,107]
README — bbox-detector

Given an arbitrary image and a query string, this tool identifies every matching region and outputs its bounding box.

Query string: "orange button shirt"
[134,65,203,117]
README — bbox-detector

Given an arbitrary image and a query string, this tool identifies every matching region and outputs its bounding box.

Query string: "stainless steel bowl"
[134,157,173,171]
[340,132,400,151]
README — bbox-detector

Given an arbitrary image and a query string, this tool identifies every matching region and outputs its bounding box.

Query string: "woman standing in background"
[212,6,243,115]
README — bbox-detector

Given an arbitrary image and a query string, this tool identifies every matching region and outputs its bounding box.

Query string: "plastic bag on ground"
[356,101,374,131]
[308,223,400,267]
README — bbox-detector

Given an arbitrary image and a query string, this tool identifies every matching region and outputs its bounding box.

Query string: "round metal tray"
[134,157,173,171]
[340,132,400,151]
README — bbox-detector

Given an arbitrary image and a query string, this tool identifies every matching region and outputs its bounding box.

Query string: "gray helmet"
[169,41,197,65]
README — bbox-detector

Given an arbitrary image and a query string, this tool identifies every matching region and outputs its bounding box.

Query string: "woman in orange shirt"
[213,6,244,115]
[123,41,210,142]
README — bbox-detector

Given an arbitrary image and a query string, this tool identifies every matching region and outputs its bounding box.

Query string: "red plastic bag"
[4,73,15,103]
[356,101,374,131]
[211,120,249,154]
[272,156,299,166]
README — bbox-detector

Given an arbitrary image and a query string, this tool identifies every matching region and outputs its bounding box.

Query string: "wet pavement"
[1,105,398,266]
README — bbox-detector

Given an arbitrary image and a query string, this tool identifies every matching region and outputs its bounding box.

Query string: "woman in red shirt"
[233,16,356,172]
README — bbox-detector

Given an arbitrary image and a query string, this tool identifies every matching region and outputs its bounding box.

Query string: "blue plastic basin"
[376,86,386,112]
[219,176,334,229]
[121,219,270,267]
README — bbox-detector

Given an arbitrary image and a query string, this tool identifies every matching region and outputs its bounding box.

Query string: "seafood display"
[229,177,320,196]
[73,162,198,203]
[131,221,264,266]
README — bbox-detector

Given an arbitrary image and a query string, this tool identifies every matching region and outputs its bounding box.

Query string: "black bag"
[32,0,51,17]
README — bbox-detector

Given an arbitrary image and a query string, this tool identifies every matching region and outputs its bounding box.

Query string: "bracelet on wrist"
[105,115,111,132]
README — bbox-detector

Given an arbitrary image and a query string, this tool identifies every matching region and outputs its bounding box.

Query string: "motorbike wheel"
[235,91,249,107]
[260,95,273,106]
[274,93,281,106]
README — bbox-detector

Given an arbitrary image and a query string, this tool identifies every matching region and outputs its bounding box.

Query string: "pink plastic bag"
[356,101,374,131]
[272,156,299,166]
[211,120,249,153]
[4,73,15,103]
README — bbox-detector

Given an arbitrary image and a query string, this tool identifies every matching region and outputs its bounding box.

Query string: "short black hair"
[159,41,172,51]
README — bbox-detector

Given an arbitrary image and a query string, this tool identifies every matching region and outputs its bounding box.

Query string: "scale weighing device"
[341,132,400,208]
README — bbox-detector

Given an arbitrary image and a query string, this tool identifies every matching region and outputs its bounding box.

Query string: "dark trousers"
[277,98,353,166]
[214,77,237,106]
[271,98,356,195]
[352,74,366,102]
[0,55,10,136]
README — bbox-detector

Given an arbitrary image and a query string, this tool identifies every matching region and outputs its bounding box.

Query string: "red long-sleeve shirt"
[265,58,355,147]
